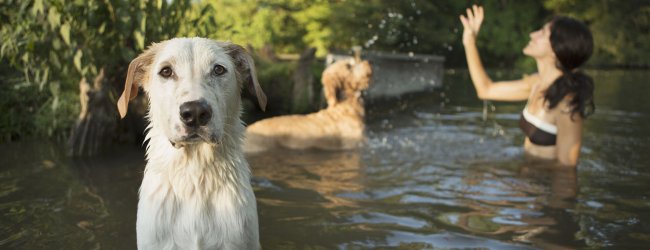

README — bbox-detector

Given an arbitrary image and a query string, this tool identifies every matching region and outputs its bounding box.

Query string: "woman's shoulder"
[552,94,579,116]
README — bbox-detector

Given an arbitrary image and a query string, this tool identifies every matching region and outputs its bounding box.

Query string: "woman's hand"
[459,5,484,45]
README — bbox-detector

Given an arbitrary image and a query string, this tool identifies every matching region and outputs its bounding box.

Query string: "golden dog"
[244,58,372,152]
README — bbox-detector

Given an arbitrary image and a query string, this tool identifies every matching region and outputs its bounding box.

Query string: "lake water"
[1,70,649,249]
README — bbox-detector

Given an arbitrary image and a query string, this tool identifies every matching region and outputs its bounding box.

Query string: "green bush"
[251,56,326,118]
[0,76,78,142]
[253,57,296,116]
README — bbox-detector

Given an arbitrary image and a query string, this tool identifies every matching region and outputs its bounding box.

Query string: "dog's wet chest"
[140,170,250,245]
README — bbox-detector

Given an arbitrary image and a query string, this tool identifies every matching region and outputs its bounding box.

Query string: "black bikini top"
[519,108,557,146]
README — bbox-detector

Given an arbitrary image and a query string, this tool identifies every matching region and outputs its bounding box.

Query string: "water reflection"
[1,70,650,249]
[249,144,584,249]
[248,149,381,248]
[444,160,581,249]
[0,142,144,249]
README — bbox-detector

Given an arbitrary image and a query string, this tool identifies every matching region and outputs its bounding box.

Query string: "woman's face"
[523,23,555,59]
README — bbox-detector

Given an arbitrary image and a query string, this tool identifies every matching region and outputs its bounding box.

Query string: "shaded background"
[1,0,648,145]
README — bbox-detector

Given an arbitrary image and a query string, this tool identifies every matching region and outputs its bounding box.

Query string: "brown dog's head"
[322,58,373,106]
[343,58,373,92]
[117,38,266,148]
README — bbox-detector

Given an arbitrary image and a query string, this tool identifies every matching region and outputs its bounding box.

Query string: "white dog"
[117,38,266,250]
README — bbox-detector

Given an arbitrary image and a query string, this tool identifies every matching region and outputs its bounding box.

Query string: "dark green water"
[1,70,649,249]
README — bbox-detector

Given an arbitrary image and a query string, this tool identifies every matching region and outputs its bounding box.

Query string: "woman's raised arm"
[460,5,532,102]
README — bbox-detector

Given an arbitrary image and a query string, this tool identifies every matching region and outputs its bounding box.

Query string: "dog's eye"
[159,67,173,78]
[212,65,227,76]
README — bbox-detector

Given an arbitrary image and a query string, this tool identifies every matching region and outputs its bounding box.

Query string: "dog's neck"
[144,115,248,178]
[335,90,365,117]
[143,117,250,199]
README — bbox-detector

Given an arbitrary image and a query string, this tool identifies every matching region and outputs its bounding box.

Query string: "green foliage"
[254,57,296,115]
[179,0,333,56]
[1,0,647,142]
[0,79,49,141]
[178,0,543,67]
[329,1,461,54]
[477,1,546,70]
[544,0,650,66]
[0,0,190,142]
[327,0,547,70]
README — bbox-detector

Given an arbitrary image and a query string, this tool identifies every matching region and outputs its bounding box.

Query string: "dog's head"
[117,38,266,148]
[338,58,373,92]
[349,59,373,91]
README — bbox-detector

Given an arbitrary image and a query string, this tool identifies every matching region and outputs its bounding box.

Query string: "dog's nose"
[179,100,212,128]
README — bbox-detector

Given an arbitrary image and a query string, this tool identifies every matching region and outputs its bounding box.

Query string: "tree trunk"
[291,47,317,113]
[67,68,117,157]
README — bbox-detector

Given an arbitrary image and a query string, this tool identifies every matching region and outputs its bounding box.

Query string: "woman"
[460,5,595,166]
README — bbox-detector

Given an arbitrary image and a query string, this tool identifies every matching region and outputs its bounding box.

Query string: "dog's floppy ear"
[225,44,267,111]
[117,44,160,118]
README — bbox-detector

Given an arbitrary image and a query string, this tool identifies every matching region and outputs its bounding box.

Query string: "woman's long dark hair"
[545,16,595,119]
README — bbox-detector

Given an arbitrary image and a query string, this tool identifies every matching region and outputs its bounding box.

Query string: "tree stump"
[291,47,317,113]
[67,68,117,157]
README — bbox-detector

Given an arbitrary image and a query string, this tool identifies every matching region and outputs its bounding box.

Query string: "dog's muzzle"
[170,133,220,148]
[180,100,212,128]
[169,99,220,148]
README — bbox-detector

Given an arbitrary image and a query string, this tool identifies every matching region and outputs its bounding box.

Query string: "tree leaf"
[0,39,13,57]
[139,13,147,31]
[23,68,30,84]
[73,50,83,73]
[48,7,61,28]
[98,23,106,34]
[39,68,49,91]
[60,23,71,46]
[32,0,44,15]
[51,95,59,111]
[21,53,29,64]
[134,30,145,50]
[49,50,61,69]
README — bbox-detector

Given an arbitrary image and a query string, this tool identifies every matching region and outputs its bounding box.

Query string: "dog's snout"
[179,100,212,128]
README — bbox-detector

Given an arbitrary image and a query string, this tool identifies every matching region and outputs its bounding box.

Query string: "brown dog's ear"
[225,43,267,111]
[117,44,160,118]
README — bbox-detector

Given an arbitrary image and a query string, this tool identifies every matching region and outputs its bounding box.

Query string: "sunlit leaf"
[21,53,29,64]
[32,0,44,15]
[52,96,59,111]
[98,23,106,34]
[52,38,61,50]
[134,30,145,50]
[23,68,30,84]
[39,68,49,91]
[48,7,61,28]
[49,81,60,96]
[73,50,83,73]
[140,13,147,31]
[0,39,13,57]
[60,23,71,46]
